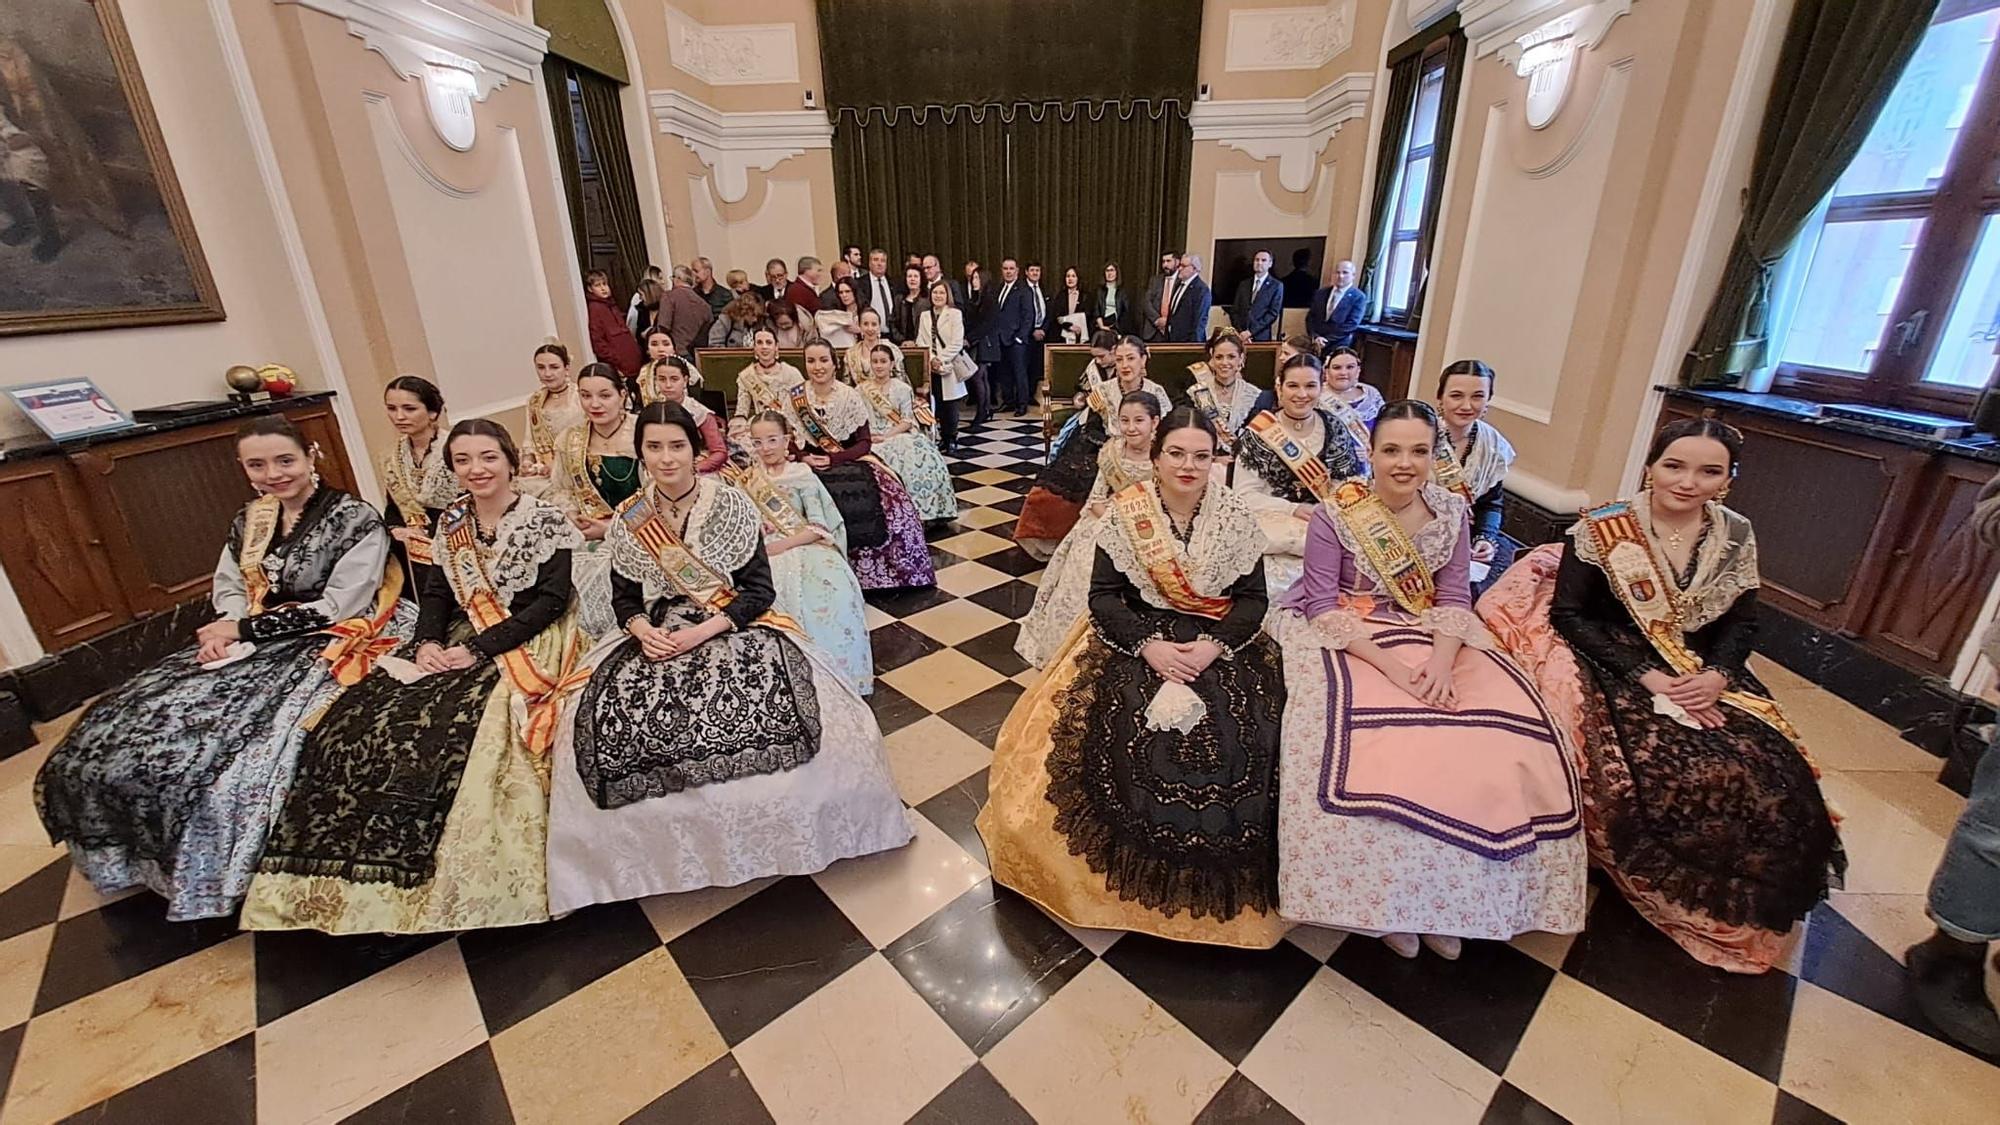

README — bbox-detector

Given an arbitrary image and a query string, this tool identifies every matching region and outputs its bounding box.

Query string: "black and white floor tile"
[0,416,1992,1123]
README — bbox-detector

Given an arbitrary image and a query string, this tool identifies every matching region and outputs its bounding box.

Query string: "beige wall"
[0,1,321,442]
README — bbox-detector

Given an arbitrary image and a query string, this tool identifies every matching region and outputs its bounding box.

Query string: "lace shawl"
[439,494,583,608]
[608,477,764,600]
[383,431,460,511]
[1327,482,1468,586]
[1459,420,1517,497]
[802,381,873,442]
[1235,409,1365,498]
[1097,482,1267,613]
[1196,373,1263,432]
[1567,490,1760,633]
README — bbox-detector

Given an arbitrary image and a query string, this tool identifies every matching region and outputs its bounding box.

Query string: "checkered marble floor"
[0,415,1994,1124]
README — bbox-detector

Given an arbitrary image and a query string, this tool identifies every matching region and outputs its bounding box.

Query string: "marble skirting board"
[0,597,213,759]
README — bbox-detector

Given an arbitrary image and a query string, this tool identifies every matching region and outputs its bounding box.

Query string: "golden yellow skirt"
[976,623,1291,950]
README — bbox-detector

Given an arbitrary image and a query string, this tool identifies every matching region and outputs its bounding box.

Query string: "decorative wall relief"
[651,90,831,205]
[1224,2,1357,72]
[1190,75,1372,193]
[1487,0,1635,129]
[664,6,801,86]
[0,0,222,336]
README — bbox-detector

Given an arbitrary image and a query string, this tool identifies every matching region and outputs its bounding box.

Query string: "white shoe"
[1421,934,1463,960]
[1381,932,1421,959]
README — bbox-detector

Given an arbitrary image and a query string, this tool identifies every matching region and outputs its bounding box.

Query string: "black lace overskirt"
[817,462,891,550]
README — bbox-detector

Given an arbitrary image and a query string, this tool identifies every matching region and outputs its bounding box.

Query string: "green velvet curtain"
[537,0,626,85]
[1360,55,1419,320]
[542,57,649,299]
[1683,0,1937,386]
[832,102,1192,291]
[541,57,591,281]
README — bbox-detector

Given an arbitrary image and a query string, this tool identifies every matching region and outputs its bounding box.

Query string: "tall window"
[1382,56,1448,318]
[1775,0,2000,414]
[1364,27,1464,329]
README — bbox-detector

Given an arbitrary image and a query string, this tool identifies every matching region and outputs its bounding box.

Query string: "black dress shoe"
[1908,933,2000,1056]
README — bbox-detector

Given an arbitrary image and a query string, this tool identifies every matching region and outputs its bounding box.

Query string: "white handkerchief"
[1470,561,1491,584]
[200,641,256,671]
[375,655,432,684]
[1651,692,1701,729]
[1144,681,1207,734]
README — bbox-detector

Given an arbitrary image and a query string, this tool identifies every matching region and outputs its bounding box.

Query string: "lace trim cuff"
[1308,609,1367,650]
[1097,627,1166,658]
[1422,606,1495,650]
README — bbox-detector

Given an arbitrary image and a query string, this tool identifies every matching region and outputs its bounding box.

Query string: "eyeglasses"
[1158,448,1214,466]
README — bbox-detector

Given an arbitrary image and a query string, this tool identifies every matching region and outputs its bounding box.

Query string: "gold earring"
[1715,483,1731,501]
[1642,469,1654,491]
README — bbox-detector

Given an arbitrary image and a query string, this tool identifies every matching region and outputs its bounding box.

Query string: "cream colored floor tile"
[254,940,487,1125]
[735,955,975,1125]
[960,468,1018,486]
[1056,919,1127,957]
[56,864,145,922]
[639,877,781,943]
[1840,770,1966,838]
[883,715,994,805]
[1818,771,1949,895]
[930,530,1012,560]
[955,506,1017,530]
[0,742,55,848]
[1510,929,1578,972]
[1507,975,1775,1125]
[1012,668,1042,688]
[0,925,53,1030]
[932,561,1011,597]
[3,934,253,1125]
[1752,658,1943,774]
[1242,967,1495,1124]
[491,949,726,1125]
[1019,568,1045,587]
[1782,981,2000,1124]
[1826,892,1936,964]
[983,959,1233,1125]
[902,600,1012,646]
[0,846,62,896]
[879,650,1006,713]
[863,603,896,631]
[1282,924,1348,963]
[953,485,1018,507]
[812,814,985,948]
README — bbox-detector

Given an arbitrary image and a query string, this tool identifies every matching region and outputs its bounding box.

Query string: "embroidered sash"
[1108,483,1232,621]
[1329,479,1436,615]
[319,558,405,686]
[555,425,615,520]
[1097,442,1146,496]
[721,458,812,538]
[1329,401,1372,464]
[380,442,437,565]
[740,364,789,416]
[788,383,846,453]
[1244,411,1334,501]
[1081,365,1111,424]
[619,491,801,633]
[1578,500,1808,748]
[526,387,564,465]
[238,495,283,614]
[860,379,934,432]
[436,501,581,757]
[1186,367,1236,453]
[1434,432,1475,501]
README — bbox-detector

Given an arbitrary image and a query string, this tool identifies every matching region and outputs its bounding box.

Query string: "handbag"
[928,314,974,401]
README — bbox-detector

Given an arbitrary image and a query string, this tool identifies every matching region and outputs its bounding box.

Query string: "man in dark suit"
[754,257,789,303]
[1165,253,1213,344]
[1024,262,1051,411]
[921,253,965,307]
[1230,250,1283,341]
[1141,252,1177,342]
[1280,246,1318,308]
[991,258,1036,416]
[1307,258,1366,350]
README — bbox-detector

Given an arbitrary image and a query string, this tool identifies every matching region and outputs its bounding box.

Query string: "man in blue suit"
[1307,258,1366,350]
[1166,253,1213,343]
[1230,250,1284,341]
[992,258,1036,416]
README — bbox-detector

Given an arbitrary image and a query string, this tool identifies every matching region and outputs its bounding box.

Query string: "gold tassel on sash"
[1108,484,1232,621]
[1328,480,1436,615]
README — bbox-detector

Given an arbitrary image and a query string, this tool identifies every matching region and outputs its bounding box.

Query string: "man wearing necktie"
[993,258,1036,416]
[865,247,896,332]
[1165,253,1212,343]
[1025,262,1050,415]
[1307,258,1366,350]
[1230,250,1283,342]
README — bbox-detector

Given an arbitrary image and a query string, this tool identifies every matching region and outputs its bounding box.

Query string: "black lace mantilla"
[574,601,822,808]
[1043,630,1286,921]
[1232,411,1364,502]
[1034,416,1110,504]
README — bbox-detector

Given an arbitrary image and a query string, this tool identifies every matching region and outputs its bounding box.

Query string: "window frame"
[1775,0,2000,416]
[1381,45,1451,320]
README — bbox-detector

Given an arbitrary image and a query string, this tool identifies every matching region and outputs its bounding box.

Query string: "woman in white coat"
[915,279,970,455]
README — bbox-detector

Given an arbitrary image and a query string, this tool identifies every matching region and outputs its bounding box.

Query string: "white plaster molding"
[649,89,831,205]
[220,0,382,508]
[1487,0,1634,129]
[1406,0,1462,31]
[1504,466,1592,513]
[664,5,800,86]
[1224,2,1356,72]
[1189,74,1373,193]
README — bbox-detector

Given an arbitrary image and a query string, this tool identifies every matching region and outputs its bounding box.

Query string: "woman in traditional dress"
[735,325,806,419]
[1014,334,1170,559]
[843,307,905,384]
[521,342,585,497]
[645,356,726,473]
[730,412,874,694]
[1014,390,1161,669]
[1230,354,1366,597]
[1187,328,1263,440]
[790,340,938,590]
[546,403,910,911]
[1272,400,1586,959]
[979,408,1291,948]
[1323,346,1385,423]
[243,419,582,934]
[632,326,704,409]
[1476,418,1843,972]
[1432,359,1517,594]
[550,364,639,638]
[858,342,956,523]
[36,416,404,920]
[379,375,459,599]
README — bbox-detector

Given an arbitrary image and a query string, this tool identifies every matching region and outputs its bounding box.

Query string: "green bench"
[1040,342,1282,455]
[691,346,933,416]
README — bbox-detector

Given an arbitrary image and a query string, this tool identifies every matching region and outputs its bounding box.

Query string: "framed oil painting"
[0,0,222,336]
